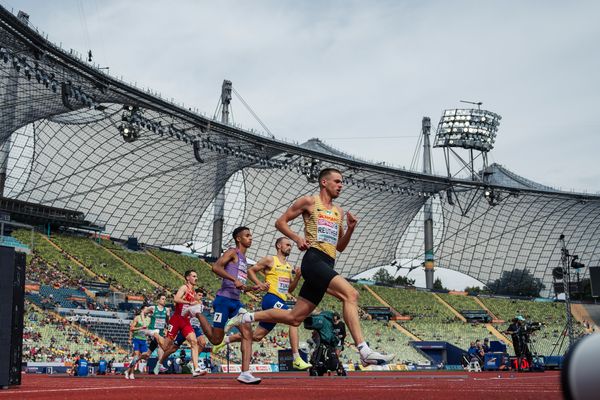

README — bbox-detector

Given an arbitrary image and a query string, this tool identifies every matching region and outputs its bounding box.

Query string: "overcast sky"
[4,0,599,193]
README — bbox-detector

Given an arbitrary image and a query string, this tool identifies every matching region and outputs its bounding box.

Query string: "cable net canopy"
[1,7,599,294]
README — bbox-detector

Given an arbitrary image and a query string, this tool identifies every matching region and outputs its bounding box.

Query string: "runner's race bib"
[154,319,165,329]
[278,277,290,294]
[237,261,248,284]
[316,210,339,246]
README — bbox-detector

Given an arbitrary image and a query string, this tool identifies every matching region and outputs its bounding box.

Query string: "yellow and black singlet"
[303,195,343,260]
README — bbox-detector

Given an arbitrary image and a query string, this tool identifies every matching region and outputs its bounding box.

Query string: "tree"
[464,286,482,295]
[394,275,415,287]
[487,268,545,297]
[372,268,395,285]
[433,277,448,291]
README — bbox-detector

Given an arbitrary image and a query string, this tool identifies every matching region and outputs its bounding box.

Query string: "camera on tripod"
[521,321,542,334]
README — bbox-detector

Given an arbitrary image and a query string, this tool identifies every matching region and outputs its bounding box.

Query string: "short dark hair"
[232,226,250,241]
[318,168,342,187]
[184,269,195,278]
[275,236,289,249]
[195,287,206,296]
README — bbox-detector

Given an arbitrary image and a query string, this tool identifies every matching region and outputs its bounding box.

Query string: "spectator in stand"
[482,338,490,353]
[467,341,478,363]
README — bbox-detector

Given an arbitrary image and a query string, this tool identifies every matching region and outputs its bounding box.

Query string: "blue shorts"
[258,293,289,332]
[174,326,203,347]
[132,338,148,353]
[212,295,244,329]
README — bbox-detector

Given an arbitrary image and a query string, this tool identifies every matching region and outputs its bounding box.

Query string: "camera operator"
[505,316,525,359]
[506,316,538,368]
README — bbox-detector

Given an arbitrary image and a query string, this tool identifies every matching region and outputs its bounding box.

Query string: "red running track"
[0,371,563,400]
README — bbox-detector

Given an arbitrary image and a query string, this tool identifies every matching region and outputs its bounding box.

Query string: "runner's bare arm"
[289,266,302,293]
[248,256,273,291]
[336,208,357,252]
[275,195,314,250]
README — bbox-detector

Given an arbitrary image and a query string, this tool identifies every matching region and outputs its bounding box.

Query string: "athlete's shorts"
[174,326,203,347]
[299,248,338,306]
[258,293,289,331]
[167,314,194,340]
[212,295,244,329]
[132,338,148,353]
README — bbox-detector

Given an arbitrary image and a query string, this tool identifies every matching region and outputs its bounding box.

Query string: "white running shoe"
[360,350,396,367]
[224,308,248,333]
[192,367,208,377]
[152,362,162,375]
[124,370,130,379]
[236,372,261,384]
[129,372,135,380]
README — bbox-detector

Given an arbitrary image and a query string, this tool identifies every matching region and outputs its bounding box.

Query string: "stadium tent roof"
[1,7,598,295]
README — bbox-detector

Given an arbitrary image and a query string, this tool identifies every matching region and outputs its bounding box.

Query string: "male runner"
[214,237,311,370]
[226,168,395,366]
[124,306,152,379]
[143,294,170,362]
[153,288,208,375]
[192,226,260,384]
[159,270,204,377]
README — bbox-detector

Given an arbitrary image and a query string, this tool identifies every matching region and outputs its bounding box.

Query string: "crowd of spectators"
[22,304,125,363]
[27,251,86,289]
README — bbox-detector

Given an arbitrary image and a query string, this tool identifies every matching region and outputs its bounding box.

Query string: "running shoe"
[360,350,396,367]
[236,372,261,384]
[212,340,228,353]
[192,367,208,377]
[153,362,167,375]
[224,308,248,333]
[124,370,130,380]
[292,357,312,370]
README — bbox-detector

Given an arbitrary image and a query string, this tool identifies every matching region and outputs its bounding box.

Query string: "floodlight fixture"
[434,108,501,152]
[119,124,139,143]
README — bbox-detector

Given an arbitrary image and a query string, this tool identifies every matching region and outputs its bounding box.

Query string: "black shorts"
[299,248,338,305]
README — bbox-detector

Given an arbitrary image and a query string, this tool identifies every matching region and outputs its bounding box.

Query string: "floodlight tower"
[211,80,232,258]
[434,101,501,183]
[422,117,435,289]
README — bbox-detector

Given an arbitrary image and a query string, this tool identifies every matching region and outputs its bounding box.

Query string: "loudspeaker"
[0,246,25,388]
[590,267,600,298]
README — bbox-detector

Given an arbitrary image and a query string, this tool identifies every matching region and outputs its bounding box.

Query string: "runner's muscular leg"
[326,275,364,345]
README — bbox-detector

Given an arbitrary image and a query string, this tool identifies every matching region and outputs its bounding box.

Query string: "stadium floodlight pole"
[212,80,232,258]
[422,117,435,290]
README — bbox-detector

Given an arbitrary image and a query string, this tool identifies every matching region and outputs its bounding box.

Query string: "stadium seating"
[50,234,155,294]
[370,285,457,321]
[12,230,91,282]
[23,304,126,363]
[436,293,485,313]
[99,239,182,292]
[148,248,222,295]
